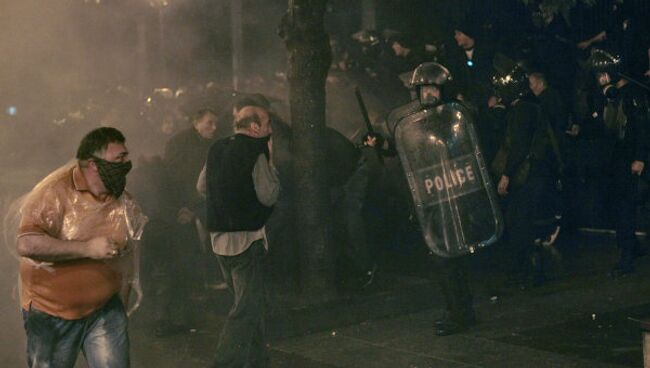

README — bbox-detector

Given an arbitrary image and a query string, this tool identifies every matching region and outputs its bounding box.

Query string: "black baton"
[354,86,375,135]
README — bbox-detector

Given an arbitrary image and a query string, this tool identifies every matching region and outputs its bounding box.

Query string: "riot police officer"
[586,48,649,276]
[491,59,555,287]
[380,62,495,336]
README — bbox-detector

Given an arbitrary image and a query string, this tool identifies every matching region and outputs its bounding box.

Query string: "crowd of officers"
[133,0,650,345]
[321,2,650,335]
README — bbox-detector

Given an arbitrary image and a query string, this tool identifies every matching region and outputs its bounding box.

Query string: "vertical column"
[231,0,243,91]
[631,319,650,368]
[135,22,148,92]
[157,7,167,85]
[361,0,376,30]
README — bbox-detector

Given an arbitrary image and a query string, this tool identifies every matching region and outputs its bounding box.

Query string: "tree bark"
[279,0,335,302]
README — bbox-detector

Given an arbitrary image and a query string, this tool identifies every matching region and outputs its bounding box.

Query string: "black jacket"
[163,127,214,218]
[444,44,495,110]
[504,99,544,178]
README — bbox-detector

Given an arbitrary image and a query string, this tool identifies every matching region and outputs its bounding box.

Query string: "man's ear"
[250,123,261,136]
[87,159,99,172]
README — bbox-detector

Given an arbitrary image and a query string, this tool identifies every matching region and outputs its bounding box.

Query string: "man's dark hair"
[76,127,126,160]
[191,108,218,124]
[392,32,415,49]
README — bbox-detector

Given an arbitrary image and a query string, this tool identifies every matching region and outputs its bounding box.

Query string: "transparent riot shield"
[394,102,502,257]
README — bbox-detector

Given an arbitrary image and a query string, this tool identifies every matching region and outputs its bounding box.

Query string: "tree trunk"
[279,0,335,302]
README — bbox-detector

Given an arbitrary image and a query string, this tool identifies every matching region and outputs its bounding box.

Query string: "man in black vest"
[199,105,279,368]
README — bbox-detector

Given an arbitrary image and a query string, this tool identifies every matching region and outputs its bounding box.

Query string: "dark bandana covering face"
[92,156,132,198]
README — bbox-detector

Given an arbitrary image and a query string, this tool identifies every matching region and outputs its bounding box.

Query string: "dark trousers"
[213,240,267,368]
[154,223,202,326]
[342,161,373,272]
[434,255,474,322]
[504,171,549,281]
[604,160,640,271]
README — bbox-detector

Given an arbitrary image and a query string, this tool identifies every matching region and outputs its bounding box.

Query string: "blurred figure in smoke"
[388,32,429,74]
[445,13,495,112]
[529,3,577,104]
[198,104,278,368]
[336,120,384,289]
[153,108,221,336]
[344,29,411,109]
[16,127,145,368]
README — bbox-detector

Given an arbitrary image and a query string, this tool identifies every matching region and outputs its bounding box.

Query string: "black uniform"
[383,62,480,336]
[534,86,572,234]
[532,16,576,102]
[444,43,495,111]
[500,99,554,285]
[590,83,649,273]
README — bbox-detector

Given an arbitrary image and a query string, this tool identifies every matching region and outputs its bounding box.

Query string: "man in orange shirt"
[16,127,142,368]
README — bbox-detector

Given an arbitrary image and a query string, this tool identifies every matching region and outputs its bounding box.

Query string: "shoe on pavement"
[435,314,476,336]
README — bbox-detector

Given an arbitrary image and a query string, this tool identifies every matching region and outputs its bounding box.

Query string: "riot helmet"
[586,48,624,98]
[410,62,452,107]
[587,48,623,82]
[491,62,529,105]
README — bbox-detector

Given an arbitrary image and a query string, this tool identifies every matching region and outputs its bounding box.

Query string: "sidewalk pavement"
[126,232,650,368]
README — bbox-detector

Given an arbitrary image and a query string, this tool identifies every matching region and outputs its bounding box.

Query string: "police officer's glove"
[362,132,384,148]
[603,84,619,99]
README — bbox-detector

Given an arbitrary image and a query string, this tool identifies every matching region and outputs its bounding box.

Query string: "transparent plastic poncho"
[3,161,148,316]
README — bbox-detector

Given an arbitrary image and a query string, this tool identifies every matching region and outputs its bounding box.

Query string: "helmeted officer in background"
[491,58,555,287]
[585,48,649,276]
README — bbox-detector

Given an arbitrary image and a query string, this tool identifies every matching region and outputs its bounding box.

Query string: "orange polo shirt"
[18,164,130,320]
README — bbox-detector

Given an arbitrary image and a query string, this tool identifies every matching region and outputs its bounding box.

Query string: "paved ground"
[120,232,650,368]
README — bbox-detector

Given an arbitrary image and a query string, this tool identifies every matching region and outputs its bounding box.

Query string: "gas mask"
[418,85,442,107]
[92,156,132,198]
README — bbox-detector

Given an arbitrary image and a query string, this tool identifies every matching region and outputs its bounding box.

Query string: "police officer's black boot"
[435,257,476,336]
[610,251,635,278]
[530,248,545,287]
[435,309,477,336]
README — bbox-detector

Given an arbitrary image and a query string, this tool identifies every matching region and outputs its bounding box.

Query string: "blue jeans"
[22,294,130,368]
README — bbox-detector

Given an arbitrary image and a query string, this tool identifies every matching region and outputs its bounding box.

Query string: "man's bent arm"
[17,234,91,262]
